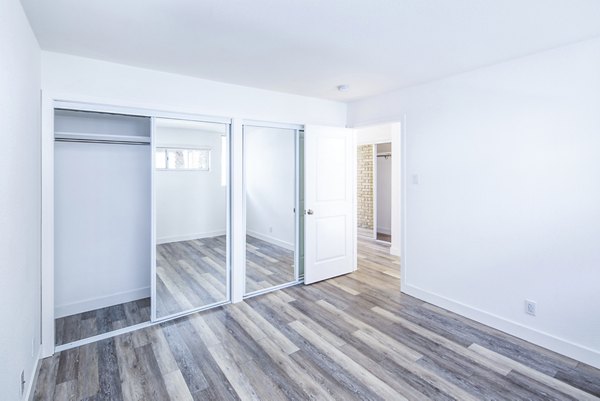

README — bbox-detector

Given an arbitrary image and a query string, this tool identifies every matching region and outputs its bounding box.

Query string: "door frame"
[373,144,378,239]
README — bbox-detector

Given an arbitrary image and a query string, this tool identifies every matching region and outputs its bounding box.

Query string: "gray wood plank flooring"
[246,235,295,293]
[38,238,600,400]
[55,298,150,346]
[156,235,295,317]
[156,236,228,318]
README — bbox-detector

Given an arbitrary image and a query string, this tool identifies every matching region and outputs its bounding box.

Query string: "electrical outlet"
[20,370,25,397]
[269,227,273,233]
[525,300,537,316]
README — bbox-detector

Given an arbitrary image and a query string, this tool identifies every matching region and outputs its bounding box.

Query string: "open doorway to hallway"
[357,142,392,243]
[375,143,392,242]
[355,123,401,256]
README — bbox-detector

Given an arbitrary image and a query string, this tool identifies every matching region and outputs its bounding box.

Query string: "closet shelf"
[55,132,151,144]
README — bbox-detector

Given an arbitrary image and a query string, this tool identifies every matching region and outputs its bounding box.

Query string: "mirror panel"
[244,125,297,294]
[154,118,229,319]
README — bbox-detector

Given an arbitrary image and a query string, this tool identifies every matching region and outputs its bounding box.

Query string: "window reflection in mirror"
[154,118,229,319]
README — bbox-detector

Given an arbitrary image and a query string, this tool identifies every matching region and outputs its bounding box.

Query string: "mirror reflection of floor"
[156,235,295,316]
[156,236,228,318]
[55,298,150,346]
[245,235,295,293]
[56,235,296,345]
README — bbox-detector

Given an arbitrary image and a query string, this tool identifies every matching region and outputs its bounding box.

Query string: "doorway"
[355,123,401,256]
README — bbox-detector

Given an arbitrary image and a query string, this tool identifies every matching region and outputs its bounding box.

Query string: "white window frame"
[155,146,211,171]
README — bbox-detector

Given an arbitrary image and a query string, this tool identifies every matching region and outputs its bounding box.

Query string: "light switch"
[412,174,419,184]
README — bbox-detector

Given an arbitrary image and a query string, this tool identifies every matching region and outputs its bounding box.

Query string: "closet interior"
[54,109,152,346]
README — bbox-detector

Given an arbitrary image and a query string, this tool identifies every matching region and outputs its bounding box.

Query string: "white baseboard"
[247,230,294,251]
[402,283,600,369]
[25,347,41,401]
[157,230,226,245]
[55,286,150,318]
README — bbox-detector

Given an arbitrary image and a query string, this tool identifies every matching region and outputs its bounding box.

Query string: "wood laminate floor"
[55,298,150,346]
[246,235,295,293]
[37,238,600,400]
[156,235,295,317]
[357,227,373,238]
[156,236,228,318]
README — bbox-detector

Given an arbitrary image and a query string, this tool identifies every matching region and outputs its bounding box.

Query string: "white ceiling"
[21,0,600,101]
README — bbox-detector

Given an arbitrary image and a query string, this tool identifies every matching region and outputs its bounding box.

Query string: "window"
[155,147,210,170]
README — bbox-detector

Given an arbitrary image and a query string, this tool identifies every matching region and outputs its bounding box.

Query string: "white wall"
[245,126,296,250]
[348,37,600,368]
[54,142,151,317]
[376,144,392,235]
[156,126,227,243]
[0,0,41,399]
[41,52,347,126]
[356,124,393,145]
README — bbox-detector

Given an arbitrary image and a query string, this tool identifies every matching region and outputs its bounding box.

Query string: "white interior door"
[304,125,355,284]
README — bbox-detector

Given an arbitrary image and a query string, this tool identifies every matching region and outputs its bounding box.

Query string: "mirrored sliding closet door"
[244,124,300,295]
[153,118,230,319]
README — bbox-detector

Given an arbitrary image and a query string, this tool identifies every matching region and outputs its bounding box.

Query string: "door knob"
[306,209,314,215]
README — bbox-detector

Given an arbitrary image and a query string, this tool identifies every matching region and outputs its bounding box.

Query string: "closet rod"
[55,138,149,146]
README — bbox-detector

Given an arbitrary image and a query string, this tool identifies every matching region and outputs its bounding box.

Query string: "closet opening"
[53,109,152,347]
